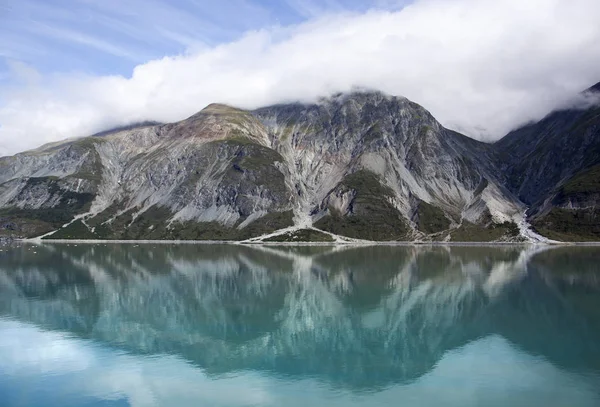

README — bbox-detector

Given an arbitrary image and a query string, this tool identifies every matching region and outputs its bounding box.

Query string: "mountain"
[2,84,599,243]
[496,82,600,241]
[0,91,526,242]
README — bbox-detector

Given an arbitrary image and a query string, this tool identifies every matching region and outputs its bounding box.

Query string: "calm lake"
[0,243,599,406]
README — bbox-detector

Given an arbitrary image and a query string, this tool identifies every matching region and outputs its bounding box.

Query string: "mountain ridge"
[0,86,598,242]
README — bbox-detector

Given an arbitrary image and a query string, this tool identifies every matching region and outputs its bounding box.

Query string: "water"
[0,243,599,407]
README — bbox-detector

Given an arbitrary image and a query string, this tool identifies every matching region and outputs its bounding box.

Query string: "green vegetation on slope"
[0,216,54,238]
[315,170,410,241]
[415,200,451,234]
[532,208,600,242]
[50,205,294,240]
[449,221,521,242]
[530,165,600,242]
[50,219,97,239]
[559,164,600,196]
[0,177,95,238]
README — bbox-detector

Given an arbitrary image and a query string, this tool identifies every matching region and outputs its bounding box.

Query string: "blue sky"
[0,0,404,82]
[1,0,599,156]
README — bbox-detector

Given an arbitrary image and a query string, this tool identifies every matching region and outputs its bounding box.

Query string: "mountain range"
[1,82,599,242]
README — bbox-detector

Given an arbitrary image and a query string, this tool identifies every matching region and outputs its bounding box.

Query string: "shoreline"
[16,238,600,246]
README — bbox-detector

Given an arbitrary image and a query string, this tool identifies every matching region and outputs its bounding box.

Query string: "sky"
[1,0,600,156]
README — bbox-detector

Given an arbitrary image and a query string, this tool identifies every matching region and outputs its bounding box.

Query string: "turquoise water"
[0,243,599,406]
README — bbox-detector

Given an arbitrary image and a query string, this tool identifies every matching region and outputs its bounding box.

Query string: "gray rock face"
[0,91,542,241]
[255,92,523,237]
[495,83,600,208]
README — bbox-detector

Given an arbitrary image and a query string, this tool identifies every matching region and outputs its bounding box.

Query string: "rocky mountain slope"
[496,82,600,241]
[2,83,600,242]
[0,91,528,242]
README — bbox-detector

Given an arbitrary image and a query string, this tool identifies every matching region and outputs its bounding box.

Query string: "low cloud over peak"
[1,0,600,156]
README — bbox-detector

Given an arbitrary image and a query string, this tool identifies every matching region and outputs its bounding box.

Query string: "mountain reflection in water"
[0,243,599,406]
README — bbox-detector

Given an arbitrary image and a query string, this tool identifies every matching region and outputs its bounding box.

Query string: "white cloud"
[559,88,600,111]
[1,0,600,156]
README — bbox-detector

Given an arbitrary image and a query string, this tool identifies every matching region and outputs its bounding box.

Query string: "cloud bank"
[1,0,600,156]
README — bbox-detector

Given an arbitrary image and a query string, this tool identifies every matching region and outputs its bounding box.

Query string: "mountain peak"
[198,103,245,115]
[318,89,395,105]
[182,103,256,124]
[587,81,600,93]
